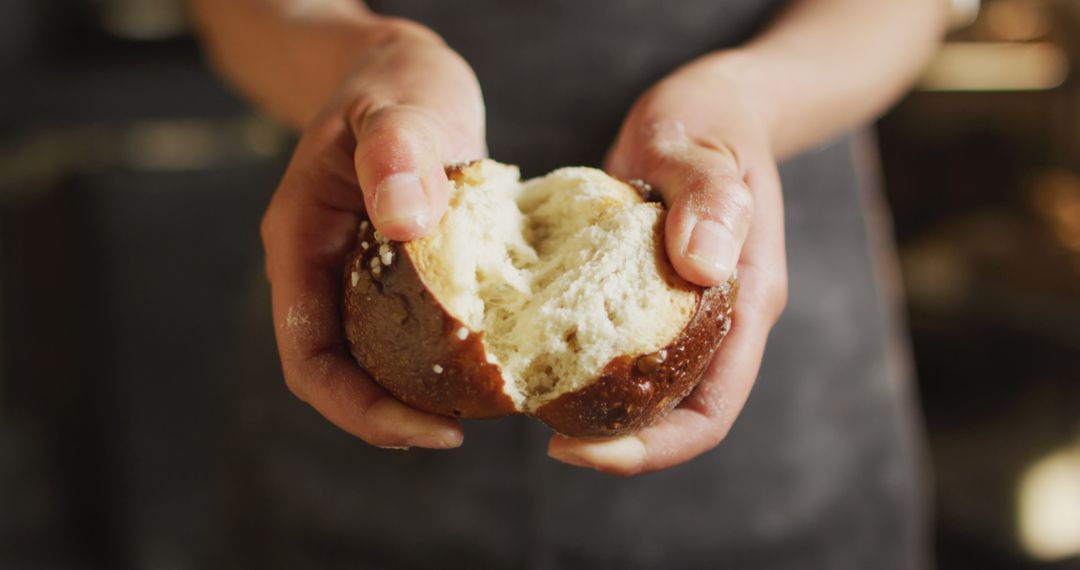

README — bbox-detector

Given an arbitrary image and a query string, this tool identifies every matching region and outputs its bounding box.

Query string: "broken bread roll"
[343,159,736,437]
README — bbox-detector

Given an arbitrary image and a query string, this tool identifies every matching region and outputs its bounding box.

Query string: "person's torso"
[368,0,788,173]
[218,3,928,568]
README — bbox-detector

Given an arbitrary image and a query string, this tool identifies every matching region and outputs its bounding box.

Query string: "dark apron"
[220,2,929,568]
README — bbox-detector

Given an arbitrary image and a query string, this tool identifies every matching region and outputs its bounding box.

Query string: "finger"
[549,162,787,475]
[263,115,464,449]
[546,291,773,475]
[350,103,458,241]
[607,129,754,287]
[658,145,754,286]
[664,161,753,287]
[272,274,464,449]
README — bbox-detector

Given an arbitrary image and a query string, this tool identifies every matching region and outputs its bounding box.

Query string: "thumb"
[350,104,461,241]
[614,144,754,287]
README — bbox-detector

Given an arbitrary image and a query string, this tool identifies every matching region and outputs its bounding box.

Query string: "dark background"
[1,0,1078,568]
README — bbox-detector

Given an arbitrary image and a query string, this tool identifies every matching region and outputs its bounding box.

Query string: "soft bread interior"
[407,160,698,410]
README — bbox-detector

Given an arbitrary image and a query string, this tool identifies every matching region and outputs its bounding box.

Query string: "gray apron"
[220,2,929,568]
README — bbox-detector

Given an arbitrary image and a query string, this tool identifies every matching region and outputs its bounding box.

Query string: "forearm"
[698,0,948,160]
[191,0,430,128]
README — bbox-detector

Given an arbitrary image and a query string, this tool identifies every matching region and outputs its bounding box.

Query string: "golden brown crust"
[342,212,517,419]
[532,279,737,437]
[444,161,480,185]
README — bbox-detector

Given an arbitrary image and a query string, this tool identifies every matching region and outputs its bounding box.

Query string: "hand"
[260,19,485,449]
[548,59,789,474]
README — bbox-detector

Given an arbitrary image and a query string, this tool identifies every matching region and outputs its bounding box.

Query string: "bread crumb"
[379,243,393,265]
[350,271,359,287]
[282,298,326,346]
[719,317,731,336]
[455,326,469,340]
[359,220,369,234]
[433,364,443,374]
[284,305,310,329]
[627,179,654,201]
[361,241,370,250]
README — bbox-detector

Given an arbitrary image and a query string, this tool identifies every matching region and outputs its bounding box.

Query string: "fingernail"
[549,437,647,473]
[548,448,591,468]
[372,172,429,229]
[685,219,739,283]
[405,432,463,449]
[367,399,462,449]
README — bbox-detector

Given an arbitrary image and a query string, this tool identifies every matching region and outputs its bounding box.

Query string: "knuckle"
[258,215,274,280]
[685,167,754,229]
[259,193,291,248]
[709,175,748,206]
[692,135,741,173]
[609,467,644,478]
[258,204,276,245]
[715,177,754,220]
[347,95,394,137]
[767,275,789,322]
[371,17,446,50]
[711,421,735,447]
[282,369,308,403]
[640,136,754,222]
[259,195,293,282]
[357,105,439,149]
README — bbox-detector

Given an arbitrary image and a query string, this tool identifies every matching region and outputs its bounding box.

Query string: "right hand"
[260,18,486,449]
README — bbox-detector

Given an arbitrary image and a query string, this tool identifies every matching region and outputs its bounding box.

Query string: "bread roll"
[343,159,736,437]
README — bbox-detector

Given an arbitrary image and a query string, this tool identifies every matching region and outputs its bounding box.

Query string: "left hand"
[548,59,790,475]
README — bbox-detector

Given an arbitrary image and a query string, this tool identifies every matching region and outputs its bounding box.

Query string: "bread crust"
[532,280,736,437]
[342,161,737,434]
[342,215,517,419]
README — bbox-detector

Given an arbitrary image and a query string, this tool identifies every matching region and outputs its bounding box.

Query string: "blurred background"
[1,0,1078,568]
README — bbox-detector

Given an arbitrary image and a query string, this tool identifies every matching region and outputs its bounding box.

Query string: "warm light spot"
[1033,171,1080,260]
[901,240,972,308]
[919,42,1067,92]
[1018,444,1080,561]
